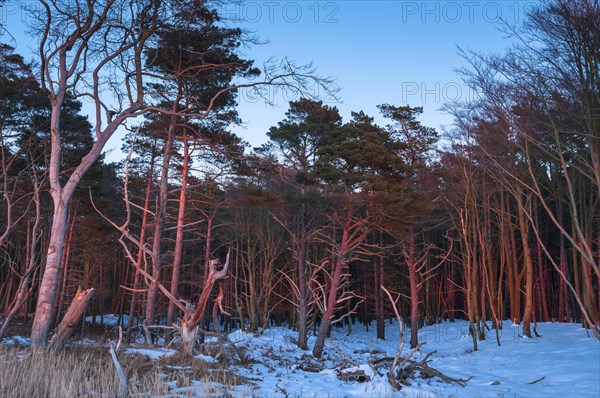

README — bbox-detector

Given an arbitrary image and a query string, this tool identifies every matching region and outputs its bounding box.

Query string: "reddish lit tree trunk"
[296,226,310,349]
[180,254,230,356]
[31,198,70,347]
[517,190,534,338]
[312,256,345,358]
[146,117,176,329]
[198,213,215,342]
[407,224,419,348]
[30,0,157,348]
[167,133,190,325]
[558,234,570,322]
[509,216,523,324]
[49,287,95,351]
[312,212,366,358]
[55,202,78,325]
[126,158,155,340]
[446,265,456,322]
[534,207,550,322]
[375,249,385,339]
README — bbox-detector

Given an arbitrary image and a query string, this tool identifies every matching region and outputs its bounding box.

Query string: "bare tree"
[27,0,160,347]
[453,0,600,338]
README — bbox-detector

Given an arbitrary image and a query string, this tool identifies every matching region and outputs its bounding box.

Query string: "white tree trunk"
[30,199,70,347]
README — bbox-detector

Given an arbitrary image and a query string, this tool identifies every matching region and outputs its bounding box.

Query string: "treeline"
[0,0,598,356]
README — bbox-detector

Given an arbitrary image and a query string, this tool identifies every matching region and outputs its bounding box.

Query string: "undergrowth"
[0,343,250,397]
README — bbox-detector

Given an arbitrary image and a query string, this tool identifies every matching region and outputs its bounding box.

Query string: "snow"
[85,313,126,326]
[5,315,598,397]
[1,335,30,346]
[124,347,177,360]
[172,380,252,397]
[226,320,600,397]
[193,353,219,363]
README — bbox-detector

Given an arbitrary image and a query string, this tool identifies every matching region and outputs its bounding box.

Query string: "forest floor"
[1,317,599,397]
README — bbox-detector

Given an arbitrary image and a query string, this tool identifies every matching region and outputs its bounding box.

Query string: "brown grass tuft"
[0,342,253,398]
[0,345,122,398]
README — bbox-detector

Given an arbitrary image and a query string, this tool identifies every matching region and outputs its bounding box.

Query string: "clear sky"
[1,0,534,159]
[226,0,533,149]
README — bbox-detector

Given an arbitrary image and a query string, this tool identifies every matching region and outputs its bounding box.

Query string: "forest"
[0,0,599,397]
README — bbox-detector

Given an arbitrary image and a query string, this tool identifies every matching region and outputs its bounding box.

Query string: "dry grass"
[0,345,124,398]
[0,343,252,398]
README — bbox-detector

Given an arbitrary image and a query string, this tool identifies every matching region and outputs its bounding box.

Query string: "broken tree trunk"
[49,287,95,351]
[180,252,230,356]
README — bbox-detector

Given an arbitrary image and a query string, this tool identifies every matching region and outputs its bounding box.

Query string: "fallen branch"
[109,329,128,398]
[527,376,546,385]
[380,284,405,390]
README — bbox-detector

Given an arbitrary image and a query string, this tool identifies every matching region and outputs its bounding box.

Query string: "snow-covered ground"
[228,320,600,398]
[2,318,599,397]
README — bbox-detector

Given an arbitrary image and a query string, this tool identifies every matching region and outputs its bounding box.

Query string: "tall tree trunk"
[312,258,344,358]
[30,198,70,347]
[537,245,550,322]
[167,134,190,325]
[126,157,155,340]
[517,191,534,338]
[407,224,419,348]
[55,202,77,325]
[145,119,176,329]
[296,218,310,350]
[558,234,569,322]
[375,248,385,339]
[510,217,523,324]
[198,214,214,343]
[31,93,137,346]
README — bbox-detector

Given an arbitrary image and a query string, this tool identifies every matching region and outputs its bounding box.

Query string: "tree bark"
[146,119,176,329]
[167,133,189,325]
[375,251,385,339]
[180,318,199,357]
[296,218,310,350]
[126,157,156,340]
[49,287,95,351]
[179,252,230,356]
[31,199,70,347]
[407,224,419,349]
[517,191,534,338]
[312,258,344,358]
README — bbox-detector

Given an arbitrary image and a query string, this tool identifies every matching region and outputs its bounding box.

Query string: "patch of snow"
[84,314,127,326]
[165,365,191,370]
[2,335,30,346]
[124,347,177,360]
[172,380,252,397]
[193,353,219,363]
[72,338,98,346]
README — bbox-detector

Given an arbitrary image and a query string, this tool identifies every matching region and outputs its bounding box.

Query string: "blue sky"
[1,1,534,159]
[227,0,534,149]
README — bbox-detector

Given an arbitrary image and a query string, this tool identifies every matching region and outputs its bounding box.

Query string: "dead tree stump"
[49,287,95,351]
